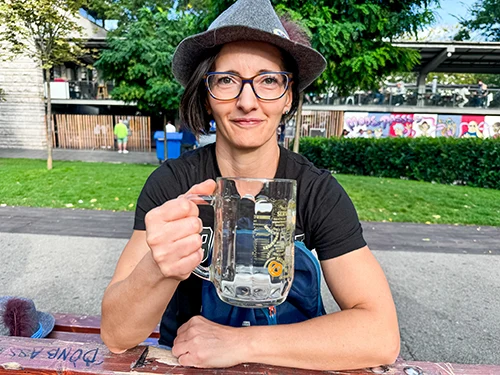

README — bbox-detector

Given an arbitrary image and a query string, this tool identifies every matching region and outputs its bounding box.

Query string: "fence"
[51,115,151,152]
[283,110,344,148]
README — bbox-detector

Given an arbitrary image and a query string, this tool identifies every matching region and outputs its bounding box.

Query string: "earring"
[284,110,289,115]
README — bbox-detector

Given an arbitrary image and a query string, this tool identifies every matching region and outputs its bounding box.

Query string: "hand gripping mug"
[188,177,297,308]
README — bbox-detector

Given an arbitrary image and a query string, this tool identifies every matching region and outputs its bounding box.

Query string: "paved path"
[0,206,498,255]
[0,147,158,164]
[0,205,499,365]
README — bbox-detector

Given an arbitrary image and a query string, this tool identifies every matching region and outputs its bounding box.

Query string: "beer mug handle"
[185,194,215,281]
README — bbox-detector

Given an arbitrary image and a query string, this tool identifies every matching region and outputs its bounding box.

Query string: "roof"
[393,41,500,75]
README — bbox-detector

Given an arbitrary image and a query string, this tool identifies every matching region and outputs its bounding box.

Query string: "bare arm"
[172,245,400,370]
[100,231,180,353]
[101,180,217,353]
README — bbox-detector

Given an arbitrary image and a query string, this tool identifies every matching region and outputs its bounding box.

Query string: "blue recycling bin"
[154,131,182,162]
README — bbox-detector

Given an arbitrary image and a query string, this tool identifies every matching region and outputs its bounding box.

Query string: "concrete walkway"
[0,147,159,164]
[0,205,498,255]
[0,205,499,365]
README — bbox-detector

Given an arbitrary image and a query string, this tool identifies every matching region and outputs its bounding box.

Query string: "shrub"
[299,137,500,189]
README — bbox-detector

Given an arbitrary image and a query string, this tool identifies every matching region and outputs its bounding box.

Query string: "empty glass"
[189,177,296,308]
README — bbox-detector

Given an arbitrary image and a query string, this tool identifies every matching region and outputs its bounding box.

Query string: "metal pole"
[293,93,304,153]
[164,123,168,161]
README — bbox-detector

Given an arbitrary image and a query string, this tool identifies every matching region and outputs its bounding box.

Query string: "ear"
[283,83,293,114]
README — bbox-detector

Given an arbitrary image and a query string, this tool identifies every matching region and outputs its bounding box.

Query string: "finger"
[153,216,203,245]
[151,232,203,267]
[145,198,199,232]
[170,235,204,260]
[157,245,203,280]
[176,351,197,367]
[171,341,190,363]
[180,179,217,198]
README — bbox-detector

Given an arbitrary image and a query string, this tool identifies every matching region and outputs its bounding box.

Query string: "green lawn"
[335,174,500,227]
[0,158,156,212]
[1,158,499,226]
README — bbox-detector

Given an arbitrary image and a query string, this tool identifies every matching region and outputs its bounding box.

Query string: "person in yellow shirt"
[114,120,129,154]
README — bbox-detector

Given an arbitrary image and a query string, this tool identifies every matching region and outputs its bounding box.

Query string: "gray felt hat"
[0,296,55,338]
[172,0,326,92]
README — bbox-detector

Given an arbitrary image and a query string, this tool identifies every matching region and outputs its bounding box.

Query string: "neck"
[216,142,280,179]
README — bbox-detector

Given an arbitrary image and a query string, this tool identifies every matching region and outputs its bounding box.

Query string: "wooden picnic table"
[1,314,499,375]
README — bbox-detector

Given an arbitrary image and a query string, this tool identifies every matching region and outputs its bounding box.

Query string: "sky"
[83,0,481,39]
[432,0,477,26]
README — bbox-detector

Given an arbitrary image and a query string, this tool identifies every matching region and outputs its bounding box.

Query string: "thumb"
[181,179,217,198]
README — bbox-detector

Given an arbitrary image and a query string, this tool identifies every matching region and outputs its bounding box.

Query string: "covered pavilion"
[393,41,500,106]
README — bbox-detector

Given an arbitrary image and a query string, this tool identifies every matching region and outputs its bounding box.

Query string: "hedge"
[298,137,500,189]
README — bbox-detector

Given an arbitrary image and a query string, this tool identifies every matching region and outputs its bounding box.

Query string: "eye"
[262,76,278,85]
[216,75,237,86]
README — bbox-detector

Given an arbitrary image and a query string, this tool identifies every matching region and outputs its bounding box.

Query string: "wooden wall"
[52,115,151,152]
[283,110,344,148]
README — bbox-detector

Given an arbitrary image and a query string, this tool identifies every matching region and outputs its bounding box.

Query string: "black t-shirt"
[133,143,366,345]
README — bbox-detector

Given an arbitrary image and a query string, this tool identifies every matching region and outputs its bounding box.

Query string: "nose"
[236,82,259,112]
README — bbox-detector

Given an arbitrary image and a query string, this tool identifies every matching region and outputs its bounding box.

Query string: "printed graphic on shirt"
[200,227,214,263]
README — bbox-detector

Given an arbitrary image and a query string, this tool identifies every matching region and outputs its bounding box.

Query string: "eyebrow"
[216,69,282,75]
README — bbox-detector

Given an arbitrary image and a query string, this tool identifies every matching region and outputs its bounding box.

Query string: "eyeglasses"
[204,71,292,101]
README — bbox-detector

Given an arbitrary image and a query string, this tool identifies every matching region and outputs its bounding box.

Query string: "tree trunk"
[44,68,53,170]
[292,92,304,153]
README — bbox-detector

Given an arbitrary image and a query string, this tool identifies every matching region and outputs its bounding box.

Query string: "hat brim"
[172,25,326,92]
[37,311,55,338]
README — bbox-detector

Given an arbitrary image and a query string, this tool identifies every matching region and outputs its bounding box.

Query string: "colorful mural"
[436,115,461,138]
[344,112,500,139]
[414,114,438,138]
[485,116,500,139]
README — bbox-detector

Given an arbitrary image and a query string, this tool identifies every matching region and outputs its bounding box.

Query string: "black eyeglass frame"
[204,71,293,101]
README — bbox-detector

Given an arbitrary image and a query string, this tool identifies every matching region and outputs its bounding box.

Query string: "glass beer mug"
[189,177,296,308]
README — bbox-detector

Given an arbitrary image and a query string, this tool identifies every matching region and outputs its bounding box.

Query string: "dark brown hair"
[179,47,221,135]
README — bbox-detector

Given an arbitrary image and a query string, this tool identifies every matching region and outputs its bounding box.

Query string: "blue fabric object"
[201,241,326,326]
[181,130,198,146]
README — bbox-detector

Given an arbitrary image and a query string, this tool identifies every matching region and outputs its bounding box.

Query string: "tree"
[0,0,85,170]
[195,0,437,96]
[456,0,500,41]
[95,5,196,114]
[193,0,437,150]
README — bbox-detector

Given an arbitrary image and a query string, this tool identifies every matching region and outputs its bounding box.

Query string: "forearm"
[101,252,179,353]
[245,307,400,371]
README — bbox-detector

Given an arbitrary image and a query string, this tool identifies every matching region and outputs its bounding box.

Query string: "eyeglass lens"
[207,73,289,100]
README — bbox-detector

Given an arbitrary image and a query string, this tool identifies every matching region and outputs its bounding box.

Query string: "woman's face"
[207,41,293,150]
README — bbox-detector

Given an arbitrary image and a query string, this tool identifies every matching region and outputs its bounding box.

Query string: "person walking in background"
[114,119,129,154]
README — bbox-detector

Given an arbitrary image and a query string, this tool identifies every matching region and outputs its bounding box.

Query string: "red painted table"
[1,314,498,375]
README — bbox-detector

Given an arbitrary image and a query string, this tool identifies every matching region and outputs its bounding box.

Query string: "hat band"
[30,322,43,338]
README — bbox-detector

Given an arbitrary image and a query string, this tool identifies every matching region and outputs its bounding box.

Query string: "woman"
[101,0,400,370]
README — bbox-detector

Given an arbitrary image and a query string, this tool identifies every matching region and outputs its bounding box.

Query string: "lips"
[231,118,264,126]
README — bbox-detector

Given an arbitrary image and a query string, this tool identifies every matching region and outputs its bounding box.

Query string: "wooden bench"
[1,313,499,375]
[47,313,159,345]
